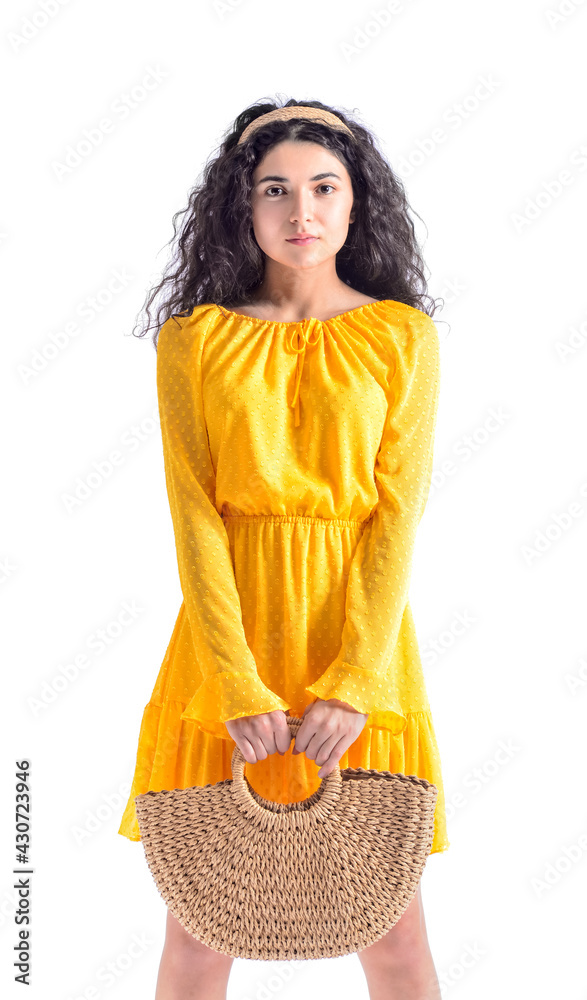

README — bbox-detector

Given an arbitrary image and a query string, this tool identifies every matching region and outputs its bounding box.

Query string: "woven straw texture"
[237,106,354,144]
[135,717,437,961]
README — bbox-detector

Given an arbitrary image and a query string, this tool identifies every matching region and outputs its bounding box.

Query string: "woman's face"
[250,140,355,270]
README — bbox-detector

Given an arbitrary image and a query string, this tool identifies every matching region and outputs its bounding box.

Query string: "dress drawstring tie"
[287,317,322,427]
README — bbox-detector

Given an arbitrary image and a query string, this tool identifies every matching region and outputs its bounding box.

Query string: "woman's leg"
[357,883,441,1000]
[155,908,234,1000]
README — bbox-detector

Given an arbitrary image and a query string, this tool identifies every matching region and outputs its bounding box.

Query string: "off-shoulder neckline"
[213,299,399,328]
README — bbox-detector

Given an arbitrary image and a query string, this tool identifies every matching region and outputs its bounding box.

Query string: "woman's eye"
[265,184,335,197]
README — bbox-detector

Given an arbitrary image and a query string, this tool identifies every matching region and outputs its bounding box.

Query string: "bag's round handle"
[230,715,342,819]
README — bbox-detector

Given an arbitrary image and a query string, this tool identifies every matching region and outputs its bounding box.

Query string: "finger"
[304,728,341,764]
[243,733,270,763]
[277,721,294,755]
[316,735,348,777]
[292,722,308,756]
[294,701,317,749]
[279,724,294,753]
[294,713,335,758]
[238,738,257,765]
[317,751,343,779]
[317,756,336,777]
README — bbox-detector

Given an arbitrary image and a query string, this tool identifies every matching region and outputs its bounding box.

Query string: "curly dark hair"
[132,97,444,348]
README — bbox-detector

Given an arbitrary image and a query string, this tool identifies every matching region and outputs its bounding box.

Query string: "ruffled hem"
[179,670,291,740]
[117,698,450,855]
[305,660,407,735]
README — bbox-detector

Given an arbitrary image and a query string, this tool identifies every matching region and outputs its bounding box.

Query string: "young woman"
[118,98,449,1000]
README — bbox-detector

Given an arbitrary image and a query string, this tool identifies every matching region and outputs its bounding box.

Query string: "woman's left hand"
[291,698,368,778]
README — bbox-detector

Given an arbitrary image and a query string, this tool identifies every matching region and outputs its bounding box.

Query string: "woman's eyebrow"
[255,172,342,185]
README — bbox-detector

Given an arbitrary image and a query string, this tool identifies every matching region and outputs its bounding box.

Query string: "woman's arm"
[305,311,441,734]
[157,310,290,739]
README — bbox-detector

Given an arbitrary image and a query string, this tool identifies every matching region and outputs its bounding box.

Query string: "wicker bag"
[134,716,437,961]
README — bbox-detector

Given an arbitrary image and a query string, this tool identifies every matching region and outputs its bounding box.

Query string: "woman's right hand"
[225,709,292,764]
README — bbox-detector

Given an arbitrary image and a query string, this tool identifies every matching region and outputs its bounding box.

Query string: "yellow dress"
[117,299,450,854]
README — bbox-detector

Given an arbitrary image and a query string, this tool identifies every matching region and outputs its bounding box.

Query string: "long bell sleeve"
[305,311,441,734]
[157,311,291,739]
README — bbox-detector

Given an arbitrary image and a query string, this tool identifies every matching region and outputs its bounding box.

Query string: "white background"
[2,0,587,997]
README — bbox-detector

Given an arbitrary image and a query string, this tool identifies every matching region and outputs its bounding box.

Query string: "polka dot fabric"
[118,300,450,854]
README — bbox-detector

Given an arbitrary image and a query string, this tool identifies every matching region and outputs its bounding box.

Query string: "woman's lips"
[286,236,317,245]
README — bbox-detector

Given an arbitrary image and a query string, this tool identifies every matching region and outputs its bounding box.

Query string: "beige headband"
[237,106,354,145]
